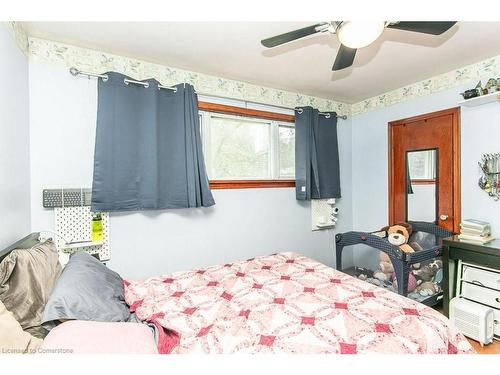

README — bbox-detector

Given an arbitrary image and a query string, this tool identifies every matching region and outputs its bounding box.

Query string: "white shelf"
[459,92,500,107]
[315,222,336,229]
[62,240,104,250]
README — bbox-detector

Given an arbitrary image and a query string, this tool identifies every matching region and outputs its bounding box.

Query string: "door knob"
[440,214,449,221]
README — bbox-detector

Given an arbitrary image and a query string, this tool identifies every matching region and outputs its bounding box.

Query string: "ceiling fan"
[261,21,457,71]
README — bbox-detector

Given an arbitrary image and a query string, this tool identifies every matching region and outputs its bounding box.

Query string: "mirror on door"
[406,149,438,223]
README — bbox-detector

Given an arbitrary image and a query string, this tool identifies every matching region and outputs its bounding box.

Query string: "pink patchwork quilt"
[124,252,474,354]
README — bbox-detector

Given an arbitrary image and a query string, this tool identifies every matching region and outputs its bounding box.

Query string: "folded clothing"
[41,320,158,354]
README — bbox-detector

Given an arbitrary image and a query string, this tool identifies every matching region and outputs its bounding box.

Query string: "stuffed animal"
[373,251,394,283]
[391,272,419,293]
[373,271,390,283]
[414,281,440,297]
[379,252,394,273]
[351,266,374,281]
[428,259,443,272]
[367,277,382,286]
[372,223,413,284]
[372,222,416,283]
[412,258,443,282]
[412,264,434,282]
[380,223,415,253]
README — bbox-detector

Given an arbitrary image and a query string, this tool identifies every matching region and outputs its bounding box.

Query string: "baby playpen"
[335,221,452,306]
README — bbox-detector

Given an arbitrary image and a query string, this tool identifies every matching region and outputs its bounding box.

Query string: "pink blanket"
[124,252,474,354]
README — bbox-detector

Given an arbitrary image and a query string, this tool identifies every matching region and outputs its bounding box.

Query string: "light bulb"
[337,21,385,49]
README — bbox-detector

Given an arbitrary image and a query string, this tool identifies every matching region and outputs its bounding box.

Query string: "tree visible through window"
[407,149,436,180]
[210,116,270,179]
[200,111,295,181]
[278,126,295,178]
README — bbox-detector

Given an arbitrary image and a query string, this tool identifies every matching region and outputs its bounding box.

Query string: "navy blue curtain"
[406,160,414,195]
[91,72,215,211]
[295,106,341,200]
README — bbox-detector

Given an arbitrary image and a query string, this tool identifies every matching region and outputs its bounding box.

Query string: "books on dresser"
[461,219,491,232]
[457,233,495,244]
[458,219,494,244]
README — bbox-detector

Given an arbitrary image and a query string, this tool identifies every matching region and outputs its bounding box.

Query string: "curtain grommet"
[124,78,149,88]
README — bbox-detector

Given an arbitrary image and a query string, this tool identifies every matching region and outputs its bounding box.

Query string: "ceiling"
[21,22,500,104]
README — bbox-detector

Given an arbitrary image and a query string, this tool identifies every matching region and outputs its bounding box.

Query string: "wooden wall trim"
[388,107,458,126]
[201,101,296,190]
[452,108,461,234]
[210,180,295,190]
[198,101,295,123]
[388,107,461,233]
[411,179,437,185]
[388,124,396,225]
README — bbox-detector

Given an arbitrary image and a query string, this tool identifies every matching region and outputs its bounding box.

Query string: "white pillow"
[41,320,158,354]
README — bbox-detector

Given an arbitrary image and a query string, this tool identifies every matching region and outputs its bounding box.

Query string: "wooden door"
[388,108,461,233]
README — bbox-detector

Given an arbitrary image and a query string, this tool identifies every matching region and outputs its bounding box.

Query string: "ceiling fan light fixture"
[337,21,385,49]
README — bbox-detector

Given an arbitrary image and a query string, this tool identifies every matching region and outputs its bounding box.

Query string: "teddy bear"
[373,222,413,283]
[380,222,415,253]
[373,251,394,283]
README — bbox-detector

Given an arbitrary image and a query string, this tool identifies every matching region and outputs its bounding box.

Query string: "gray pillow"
[42,252,130,330]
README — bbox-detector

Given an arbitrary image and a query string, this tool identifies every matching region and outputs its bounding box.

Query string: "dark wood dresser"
[443,236,500,323]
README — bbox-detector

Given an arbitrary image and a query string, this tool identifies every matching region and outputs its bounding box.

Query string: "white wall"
[28,61,353,279]
[351,82,500,264]
[22,45,500,278]
[407,184,436,222]
[460,101,500,233]
[0,26,30,249]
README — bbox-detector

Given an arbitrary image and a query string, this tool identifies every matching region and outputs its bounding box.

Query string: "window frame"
[198,101,296,189]
[408,149,437,185]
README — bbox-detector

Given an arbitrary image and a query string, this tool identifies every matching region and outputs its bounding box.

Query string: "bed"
[0,234,473,354]
[125,252,473,354]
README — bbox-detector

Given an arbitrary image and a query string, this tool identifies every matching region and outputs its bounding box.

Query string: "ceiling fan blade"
[261,23,325,48]
[387,21,457,35]
[332,45,357,71]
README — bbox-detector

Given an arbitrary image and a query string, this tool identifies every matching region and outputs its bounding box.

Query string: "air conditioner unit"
[450,297,494,346]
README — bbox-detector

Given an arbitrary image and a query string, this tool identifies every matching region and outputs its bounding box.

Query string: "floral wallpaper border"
[27,36,350,116]
[4,21,29,56]
[351,55,500,115]
[6,22,500,117]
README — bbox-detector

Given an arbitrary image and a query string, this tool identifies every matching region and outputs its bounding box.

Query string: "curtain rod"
[295,108,342,119]
[70,67,178,92]
[69,67,347,120]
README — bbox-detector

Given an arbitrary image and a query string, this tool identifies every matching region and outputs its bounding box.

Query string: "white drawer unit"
[462,282,500,309]
[458,262,500,341]
[463,265,500,291]
[495,309,500,337]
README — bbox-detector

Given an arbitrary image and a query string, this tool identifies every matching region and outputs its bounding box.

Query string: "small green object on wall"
[91,212,103,242]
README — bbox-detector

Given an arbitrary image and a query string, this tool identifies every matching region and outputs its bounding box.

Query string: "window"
[207,115,271,179]
[278,125,295,178]
[199,103,295,189]
[407,149,436,182]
